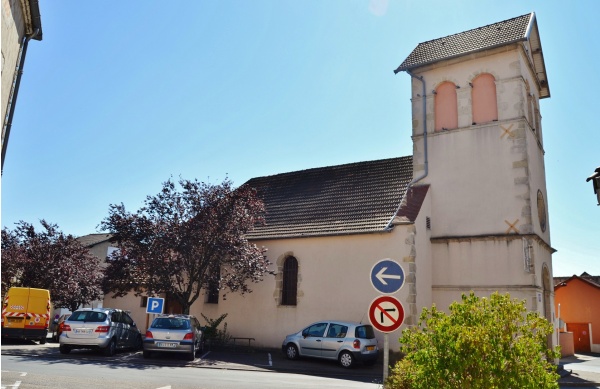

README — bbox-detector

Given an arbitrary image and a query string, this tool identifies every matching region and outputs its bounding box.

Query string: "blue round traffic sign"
[370,259,405,294]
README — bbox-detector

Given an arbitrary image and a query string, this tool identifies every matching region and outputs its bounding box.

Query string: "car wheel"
[103,339,116,357]
[187,344,196,361]
[59,344,71,354]
[339,351,354,368]
[143,350,151,359]
[39,337,46,345]
[134,334,143,350]
[285,344,299,360]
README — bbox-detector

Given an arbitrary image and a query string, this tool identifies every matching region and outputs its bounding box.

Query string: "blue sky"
[2,0,598,277]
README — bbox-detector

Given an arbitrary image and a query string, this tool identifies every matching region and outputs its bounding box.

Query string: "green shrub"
[386,292,559,389]
[201,313,231,347]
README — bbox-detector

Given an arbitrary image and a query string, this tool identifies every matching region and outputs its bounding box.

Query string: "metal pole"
[383,334,389,381]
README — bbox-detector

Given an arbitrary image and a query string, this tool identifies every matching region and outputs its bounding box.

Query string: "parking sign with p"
[146,297,164,314]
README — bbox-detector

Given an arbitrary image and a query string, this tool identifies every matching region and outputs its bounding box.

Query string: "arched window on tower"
[434,81,458,132]
[471,73,498,125]
[281,256,298,306]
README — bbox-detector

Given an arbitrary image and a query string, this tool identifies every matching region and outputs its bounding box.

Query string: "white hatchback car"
[282,321,379,368]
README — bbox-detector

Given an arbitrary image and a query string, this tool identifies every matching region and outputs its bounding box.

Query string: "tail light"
[353,339,361,349]
[183,332,194,340]
[145,331,153,339]
[95,326,110,333]
[62,324,71,332]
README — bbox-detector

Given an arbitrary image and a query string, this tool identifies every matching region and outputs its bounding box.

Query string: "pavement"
[1,339,599,387]
[558,353,600,388]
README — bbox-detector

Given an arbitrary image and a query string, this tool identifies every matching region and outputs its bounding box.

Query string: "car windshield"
[69,311,107,322]
[355,325,376,339]
[152,318,190,330]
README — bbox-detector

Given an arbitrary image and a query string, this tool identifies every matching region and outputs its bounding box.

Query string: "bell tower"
[395,13,555,324]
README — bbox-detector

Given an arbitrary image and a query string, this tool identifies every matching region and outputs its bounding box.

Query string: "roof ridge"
[248,156,412,181]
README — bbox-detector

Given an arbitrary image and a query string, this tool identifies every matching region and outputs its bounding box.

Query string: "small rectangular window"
[206,287,219,304]
[206,268,220,304]
[140,296,148,308]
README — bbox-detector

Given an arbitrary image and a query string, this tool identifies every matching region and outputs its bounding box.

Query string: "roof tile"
[396,13,532,72]
[245,157,413,239]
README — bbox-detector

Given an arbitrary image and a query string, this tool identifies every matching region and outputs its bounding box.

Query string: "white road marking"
[156,386,171,389]
[0,372,26,377]
[1,380,21,389]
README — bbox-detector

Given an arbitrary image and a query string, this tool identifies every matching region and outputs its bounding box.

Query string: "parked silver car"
[282,321,379,368]
[143,314,205,361]
[58,308,142,356]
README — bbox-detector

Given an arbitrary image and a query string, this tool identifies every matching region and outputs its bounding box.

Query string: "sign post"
[369,259,405,381]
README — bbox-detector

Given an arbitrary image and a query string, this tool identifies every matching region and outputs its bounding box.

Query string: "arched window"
[471,73,498,124]
[281,256,298,306]
[434,81,458,132]
[206,267,220,304]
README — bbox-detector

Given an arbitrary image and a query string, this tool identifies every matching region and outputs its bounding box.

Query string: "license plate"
[74,328,93,335]
[7,317,22,322]
[366,345,375,351]
[157,342,178,348]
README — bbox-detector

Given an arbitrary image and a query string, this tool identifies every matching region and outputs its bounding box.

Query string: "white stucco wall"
[103,229,417,352]
[406,42,556,343]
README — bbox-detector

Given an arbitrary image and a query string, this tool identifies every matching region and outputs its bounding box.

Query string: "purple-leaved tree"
[1,220,104,312]
[100,177,271,314]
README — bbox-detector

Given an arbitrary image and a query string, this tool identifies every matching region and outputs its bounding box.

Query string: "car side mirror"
[132,322,137,327]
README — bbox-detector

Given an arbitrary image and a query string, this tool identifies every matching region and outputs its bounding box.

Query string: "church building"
[106,12,555,352]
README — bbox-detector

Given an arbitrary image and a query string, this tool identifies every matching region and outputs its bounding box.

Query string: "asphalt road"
[1,340,383,389]
[2,340,599,388]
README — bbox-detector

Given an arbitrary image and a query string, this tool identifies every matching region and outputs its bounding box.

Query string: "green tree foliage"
[100,177,272,314]
[386,292,559,389]
[1,220,104,312]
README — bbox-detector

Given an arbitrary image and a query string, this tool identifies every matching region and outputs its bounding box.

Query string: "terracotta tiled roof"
[555,273,600,289]
[395,185,429,223]
[396,13,533,72]
[245,156,413,240]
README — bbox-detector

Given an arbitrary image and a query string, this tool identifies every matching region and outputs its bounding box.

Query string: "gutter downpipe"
[2,28,39,175]
[385,70,429,230]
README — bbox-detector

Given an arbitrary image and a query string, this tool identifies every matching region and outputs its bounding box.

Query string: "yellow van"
[1,287,51,344]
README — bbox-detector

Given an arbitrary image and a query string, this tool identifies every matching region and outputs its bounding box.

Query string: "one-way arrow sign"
[370,259,405,294]
[376,267,402,285]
